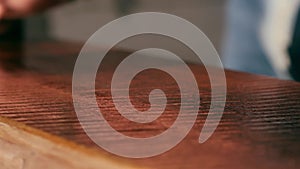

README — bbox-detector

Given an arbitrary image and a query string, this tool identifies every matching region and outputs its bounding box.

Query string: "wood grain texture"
[0,41,299,169]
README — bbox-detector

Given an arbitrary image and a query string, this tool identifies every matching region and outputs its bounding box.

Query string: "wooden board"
[0,41,299,169]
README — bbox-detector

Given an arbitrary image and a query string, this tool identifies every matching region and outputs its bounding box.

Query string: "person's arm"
[0,0,71,19]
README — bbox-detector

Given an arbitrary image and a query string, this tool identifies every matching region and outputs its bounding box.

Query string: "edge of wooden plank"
[0,116,144,169]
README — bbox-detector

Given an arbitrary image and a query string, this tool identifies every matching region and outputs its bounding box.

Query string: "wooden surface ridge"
[0,41,299,169]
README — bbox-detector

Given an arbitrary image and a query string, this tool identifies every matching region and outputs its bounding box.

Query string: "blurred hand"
[0,0,67,19]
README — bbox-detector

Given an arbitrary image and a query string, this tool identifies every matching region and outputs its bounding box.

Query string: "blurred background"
[26,0,225,50]
[2,0,300,81]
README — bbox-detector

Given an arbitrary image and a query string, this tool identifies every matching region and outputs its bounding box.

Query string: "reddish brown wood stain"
[0,41,300,168]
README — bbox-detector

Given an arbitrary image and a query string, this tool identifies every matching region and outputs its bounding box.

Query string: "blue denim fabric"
[222,0,276,76]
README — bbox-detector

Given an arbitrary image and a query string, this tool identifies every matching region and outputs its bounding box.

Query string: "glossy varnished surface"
[0,41,300,168]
